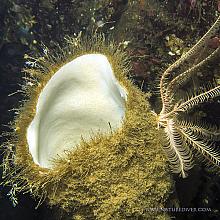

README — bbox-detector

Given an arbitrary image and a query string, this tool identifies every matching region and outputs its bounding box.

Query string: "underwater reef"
[0,0,220,220]
[2,34,174,220]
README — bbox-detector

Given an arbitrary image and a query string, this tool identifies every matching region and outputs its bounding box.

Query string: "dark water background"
[0,0,220,219]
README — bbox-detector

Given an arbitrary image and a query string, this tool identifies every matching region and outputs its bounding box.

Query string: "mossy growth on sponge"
[2,35,173,219]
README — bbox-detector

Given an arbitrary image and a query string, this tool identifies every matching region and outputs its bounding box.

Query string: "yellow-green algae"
[2,35,173,219]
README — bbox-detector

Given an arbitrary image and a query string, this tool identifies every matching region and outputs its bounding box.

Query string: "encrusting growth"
[157,15,220,178]
[1,35,173,219]
[2,12,220,219]
[26,53,127,169]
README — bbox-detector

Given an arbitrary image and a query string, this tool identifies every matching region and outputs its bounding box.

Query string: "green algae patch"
[51,87,173,220]
[2,35,173,219]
